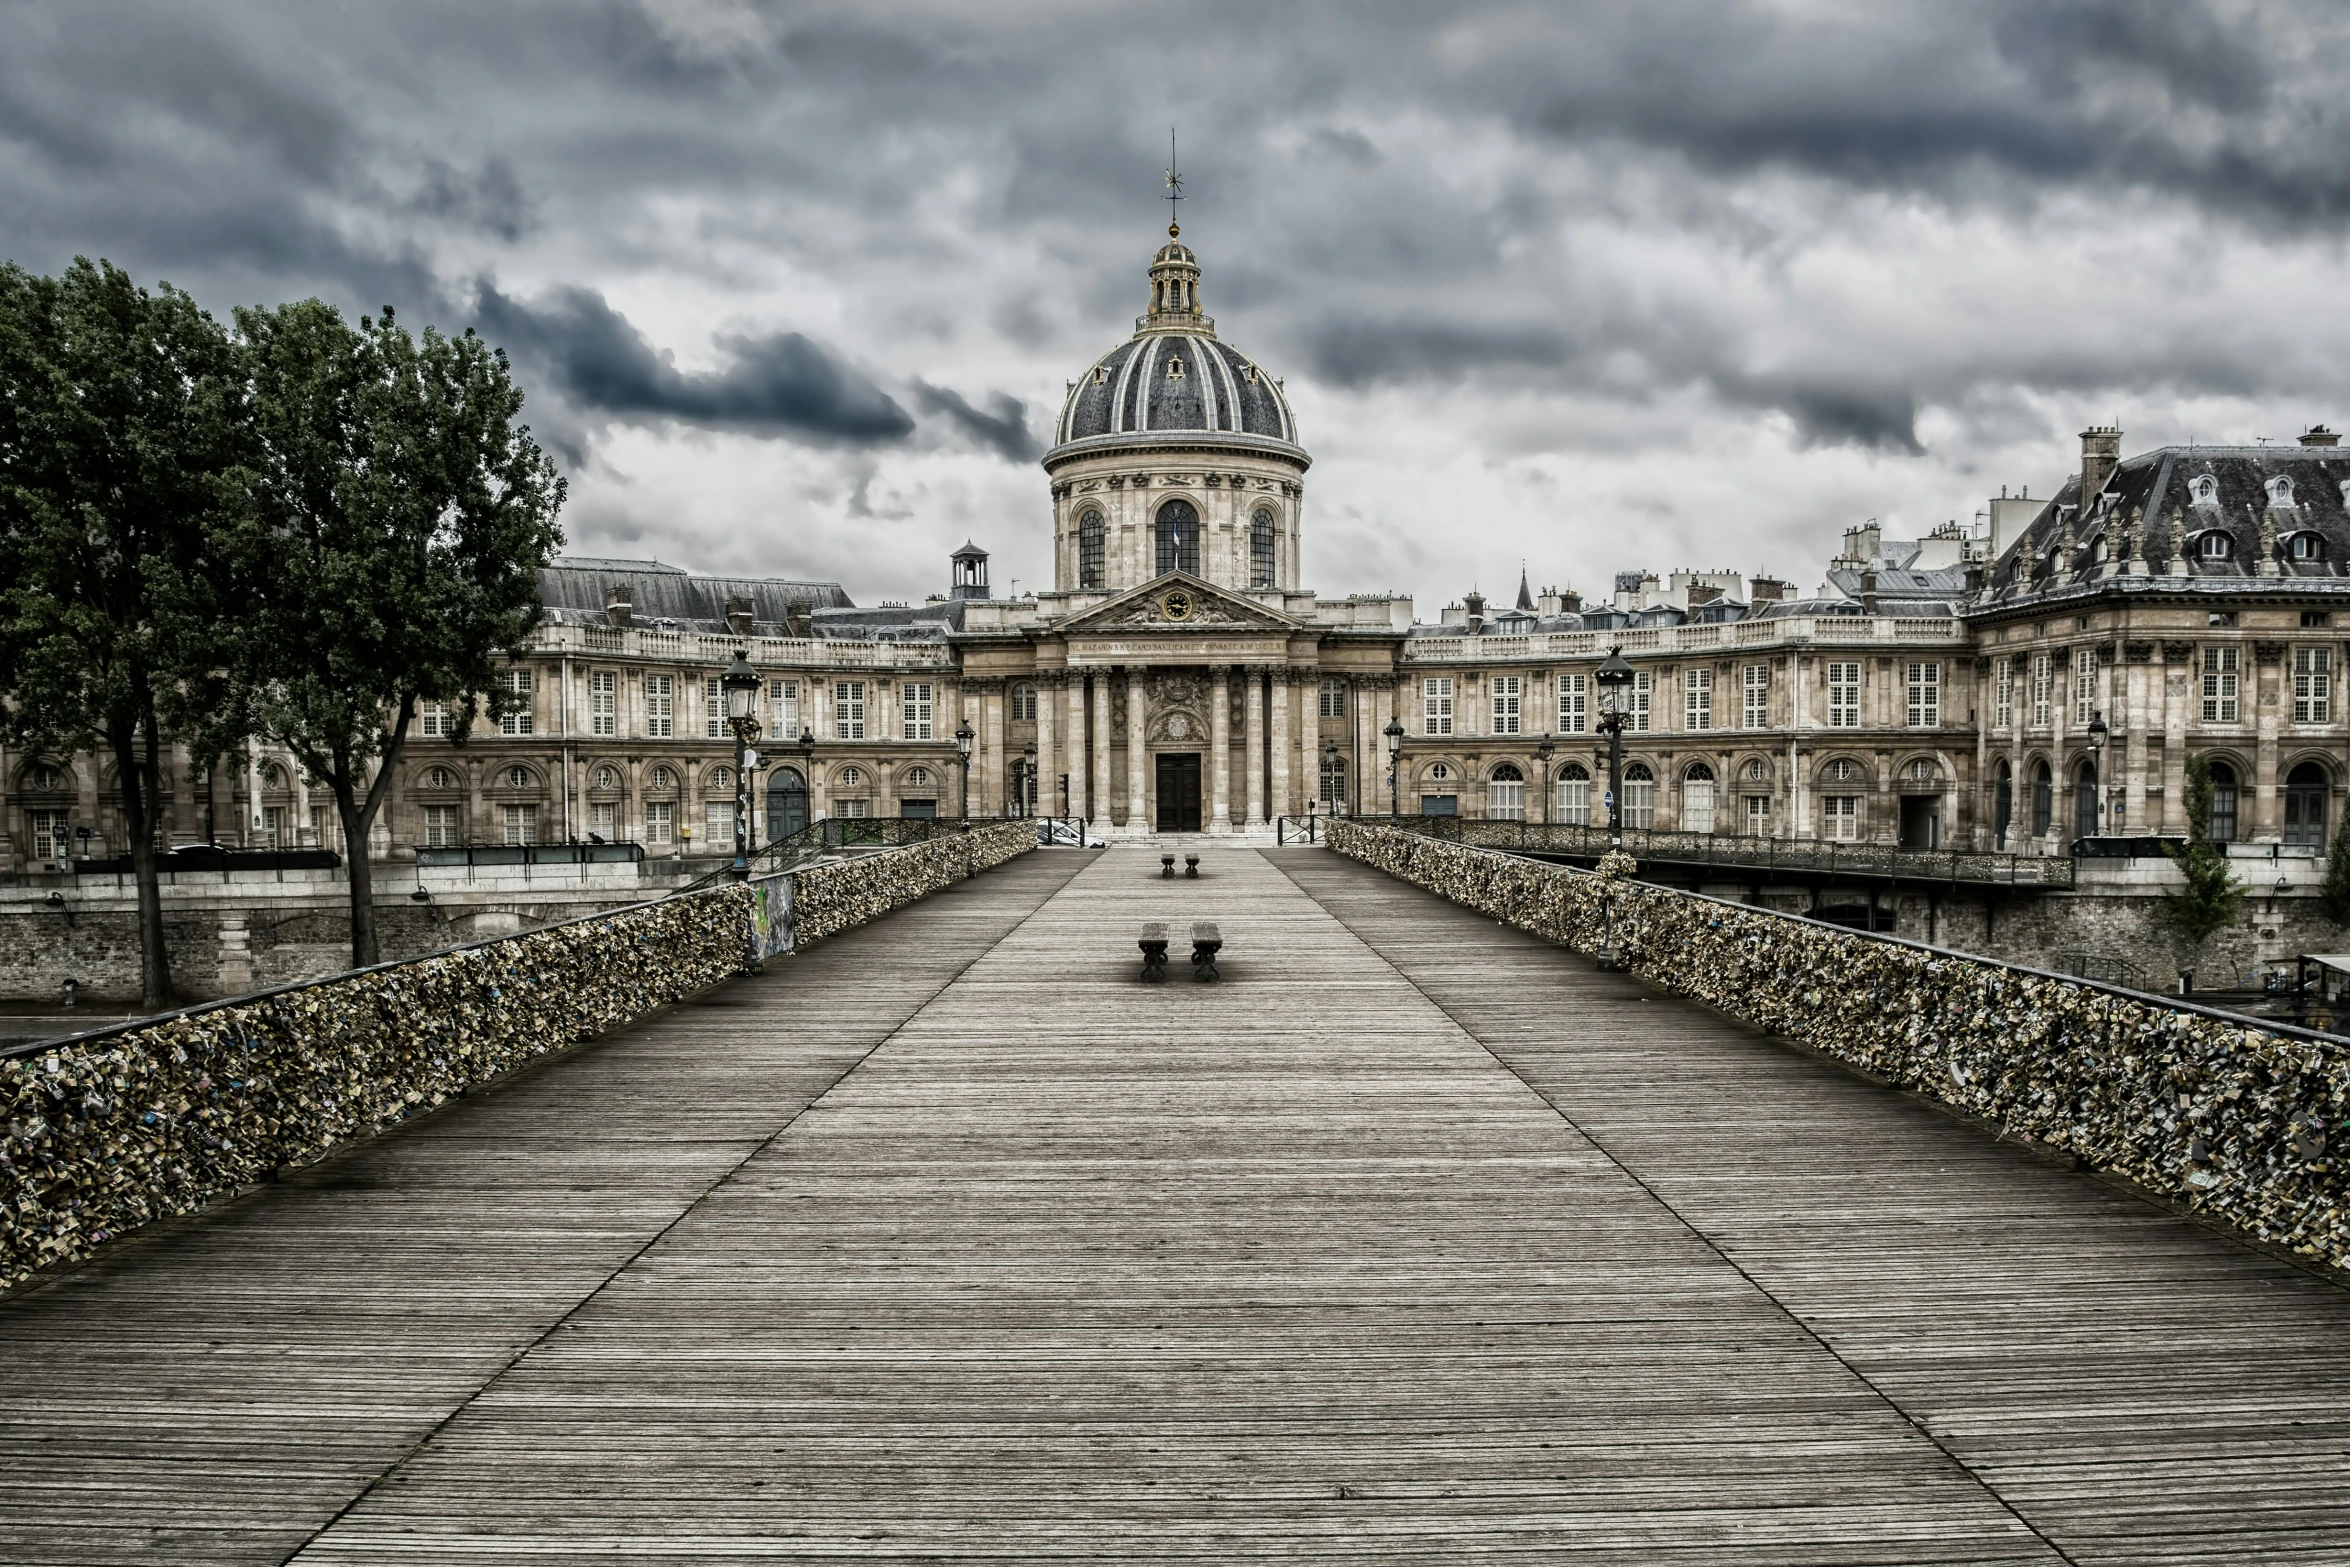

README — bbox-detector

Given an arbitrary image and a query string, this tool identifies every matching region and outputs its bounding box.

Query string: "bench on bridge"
[1139,921,1222,982]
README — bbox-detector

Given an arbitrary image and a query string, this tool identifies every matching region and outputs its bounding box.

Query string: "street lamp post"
[956,719,976,821]
[1322,737,1342,820]
[721,650,762,875]
[1021,742,1038,817]
[1535,731,1555,827]
[1383,716,1405,818]
[1594,646,1635,850]
[2085,708,2110,839]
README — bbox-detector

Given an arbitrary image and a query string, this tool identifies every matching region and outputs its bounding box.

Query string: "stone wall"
[0,821,1038,1291]
[1329,819,2349,1275]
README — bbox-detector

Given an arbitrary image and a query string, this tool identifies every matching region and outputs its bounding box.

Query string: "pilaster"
[1245,668,1266,825]
[1126,666,1147,828]
[1210,664,1232,831]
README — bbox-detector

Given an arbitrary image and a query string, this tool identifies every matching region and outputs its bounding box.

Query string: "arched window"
[1623,762,1656,830]
[2191,473,2219,506]
[1906,758,1938,782]
[1556,761,1591,825]
[1994,759,2013,848]
[2198,531,2234,561]
[1154,498,1200,576]
[2286,761,2329,847]
[2088,535,2108,565]
[1011,684,1037,722]
[1826,757,1858,782]
[1428,762,1451,781]
[2267,475,2296,508]
[2290,531,2326,562]
[2029,760,2052,837]
[423,766,457,790]
[838,765,863,787]
[709,765,732,790]
[1489,762,1524,821]
[1682,762,1715,834]
[2074,759,2100,840]
[593,766,619,790]
[905,766,931,788]
[504,765,533,790]
[1077,510,1105,590]
[27,763,65,792]
[1742,758,1767,782]
[2208,760,2239,843]
[649,766,676,791]
[1249,508,1277,588]
[260,764,287,790]
[765,767,808,841]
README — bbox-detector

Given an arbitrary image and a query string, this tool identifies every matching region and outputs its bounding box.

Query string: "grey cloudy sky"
[7,0,2350,612]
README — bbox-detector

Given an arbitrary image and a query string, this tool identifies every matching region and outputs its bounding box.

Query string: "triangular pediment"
[1056,572,1302,635]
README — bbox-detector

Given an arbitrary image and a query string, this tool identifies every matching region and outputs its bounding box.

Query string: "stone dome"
[1048,228,1300,457]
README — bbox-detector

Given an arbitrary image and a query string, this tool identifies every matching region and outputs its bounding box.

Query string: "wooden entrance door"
[1155,753,1202,832]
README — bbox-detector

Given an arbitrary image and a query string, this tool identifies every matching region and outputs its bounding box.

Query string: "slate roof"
[537,558,852,635]
[1054,331,1298,449]
[1985,444,2350,605]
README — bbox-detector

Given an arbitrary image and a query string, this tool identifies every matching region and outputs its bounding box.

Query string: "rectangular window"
[1557,674,1587,734]
[2030,653,2052,728]
[1745,794,1771,836]
[29,809,70,861]
[834,680,867,740]
[836,796,870,819]
[1684,668,1712,732]
[498,669,534,736]
[1741,665,1768,729]
[1629,670,1652,733]
[419,699,453,738]
[901,681,933,740]
[423,805,458,848]
[1556,772,1590,825]
[1423,677,1454,736]
[645,801,673,845]
[1489,774,1524,820]
[705,800,735,843]
[1490,675,1521,735]
[2202,646,2240,723]
[2296,646,2332,723]
[1992,656,2013,731]
[1683,774,1715,833]
[1822,795,1859,841]
[1320,678,1346,719]
[645,674,673,738]
[590,671,617,737]
[705,676,726,739]
[2073,648,2097,727]
[1826,661,1861,728]
[769,678,799,739]
[588,802,615,841]
[1906,662,1941,728]
[500,803,537,846]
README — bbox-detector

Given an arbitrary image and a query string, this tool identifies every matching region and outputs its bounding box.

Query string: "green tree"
[2162,753,2246,956]
[0,260,251,1008]
[2320,814,2350,926]
[233,300,564,967]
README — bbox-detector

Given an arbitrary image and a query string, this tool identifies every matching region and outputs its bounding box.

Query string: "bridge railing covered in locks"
[0,818,1036,1292]
[1328,819,2347,1275]
[1396,816,2076,889]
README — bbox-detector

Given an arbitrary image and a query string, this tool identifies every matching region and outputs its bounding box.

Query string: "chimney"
[1687,584,1723,608]
[1749,575,1790,605]
[1559,587,1583,613]
[604,584,633,629]
[2079,425,2122,502]
[2301,424,2340,447]
[1462,589,1486,636]
[1858,569,1880,616]
[724,593,755,636]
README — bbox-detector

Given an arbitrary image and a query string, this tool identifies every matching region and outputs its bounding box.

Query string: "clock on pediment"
[1161,588,1194,622]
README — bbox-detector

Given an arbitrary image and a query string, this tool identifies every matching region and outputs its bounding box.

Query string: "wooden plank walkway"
[0,845,2343,1563]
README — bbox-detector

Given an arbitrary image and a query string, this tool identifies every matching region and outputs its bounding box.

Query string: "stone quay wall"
[1328,819,2348,1275]
[0,821,1038,1291]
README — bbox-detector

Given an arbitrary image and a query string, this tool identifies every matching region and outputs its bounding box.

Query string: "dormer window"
[1166,356,1185,380]
[2268,475,2296,508]
[1092,365,1107,386]
[2339,479,2350,511]
[2290,531,2326,561]
[2191,474,2219,506]
[1244,364,1258,384]
[2198,531,2234,561]
[2088,534,2109,564]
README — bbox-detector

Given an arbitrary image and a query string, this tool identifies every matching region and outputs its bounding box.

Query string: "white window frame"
[1744,793,1771,836]
[1629,671,1652,733]
[834,680,867,741]
[2202,646,2240,724]
[1490,675,1521,736]
[1684,668,1712,732]
[1741,665,1768,729]
[419,699,453,739]
[2030,653,2053,729]
[645,674,674,738]
[2295,646,2332,724]
[1992,656,2013,731]
[1683,773,1715,833]
[29,809,71,861]
[1488,772,1524,820]
[1826,662,1861,728]
[1906,662,1940,728]
[769,678,799,739]
[901,681,933,741]
[500,803,537,846]
[645,801,674,844]
[498,669,534,736]
[1557,674,1587,734]
[422,804,458,848]
[1623,767,1655,828]
[1822,795,1859,841]
[1320,678,1346,719]
[704,676,726,738]
[705,799,736,843]
[1555,769,1591,825]
[590,671,617,737]
[2073,648,2098,727]
[1423,677,1454,737]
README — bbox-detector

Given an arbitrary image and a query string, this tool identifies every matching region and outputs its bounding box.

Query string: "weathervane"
[1164,128,1183,237]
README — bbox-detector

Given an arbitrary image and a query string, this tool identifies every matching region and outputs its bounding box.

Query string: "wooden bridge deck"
[1,846,2345,1565]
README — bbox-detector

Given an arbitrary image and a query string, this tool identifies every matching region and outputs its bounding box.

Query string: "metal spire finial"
[1164,128,1184,238]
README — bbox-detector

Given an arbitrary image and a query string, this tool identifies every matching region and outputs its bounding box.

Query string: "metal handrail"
[1274,814,1325,845]
[1384,816,2075,889]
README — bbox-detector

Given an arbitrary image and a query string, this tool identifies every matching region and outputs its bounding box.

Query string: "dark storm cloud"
[472,281,915,443]
[1297,316,1575,388]
[914,383,1044,464]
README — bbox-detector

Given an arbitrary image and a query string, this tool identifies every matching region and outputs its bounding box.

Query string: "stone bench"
[1189,921,1221,982]
[1138,922,1169,983]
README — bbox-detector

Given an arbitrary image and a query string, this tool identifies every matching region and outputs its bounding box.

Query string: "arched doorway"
[2074,759,2099,841]
[2208,761,2239,843]
[1154,498,1200,576]
[765,767,808,841]
[1994,760,2013,850]
[2285,761,2329,848]
[2029,760,2052,837]
[1488,762,1524,821]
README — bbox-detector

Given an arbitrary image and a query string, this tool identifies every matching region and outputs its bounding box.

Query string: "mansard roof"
[538,557,852,635]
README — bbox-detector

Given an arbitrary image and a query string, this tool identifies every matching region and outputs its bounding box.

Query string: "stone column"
[1092,674,1112,826]
[983,681,1005,818]
[1370,677,1393,816]
[1245,668,1266,825]
[1210,665,1232,830]
[2162,645,2189,834]
[2254,644,2283,841]
[1270,669,1292,820]
[1068,675,1090,820]
[1036,673,1058,818]
[1126,666,1148,829]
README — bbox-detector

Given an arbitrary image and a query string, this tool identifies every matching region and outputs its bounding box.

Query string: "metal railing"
[414,842,645,868]
[1274,814,1326,845]
[1385,816,2076,888]
[679,815,1007,892]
